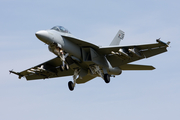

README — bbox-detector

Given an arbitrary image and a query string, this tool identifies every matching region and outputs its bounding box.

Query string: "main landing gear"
[68,81,74,91]
[68,69,80,91]
[104,74,110,83]
[67,65,111,91]
[89,65,111,84]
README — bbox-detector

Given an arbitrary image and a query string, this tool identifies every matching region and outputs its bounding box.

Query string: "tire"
[68,81,74,91]
[65,64,69,70]
[60,65,64,71]
[104,74,110,83]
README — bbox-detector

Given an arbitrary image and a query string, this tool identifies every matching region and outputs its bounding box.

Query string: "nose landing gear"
[60,63,69,71]
[58,49,69,71]
[48,43,69,71]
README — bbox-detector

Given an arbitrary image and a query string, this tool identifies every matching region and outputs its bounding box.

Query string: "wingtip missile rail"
[9,70,23,79]
[156,38,170,47]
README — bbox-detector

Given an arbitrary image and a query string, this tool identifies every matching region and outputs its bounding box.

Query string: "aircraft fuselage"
[35,27,121,77]
[36,29,82,60]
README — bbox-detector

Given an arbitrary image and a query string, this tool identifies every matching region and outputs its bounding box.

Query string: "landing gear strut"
[68,69,80,91]
[89,65,111,84]
[55,48,69,71]
[49,44,69,71]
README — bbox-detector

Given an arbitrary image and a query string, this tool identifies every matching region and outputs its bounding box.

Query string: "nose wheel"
[60,64,69,71]
[65,64,69,70]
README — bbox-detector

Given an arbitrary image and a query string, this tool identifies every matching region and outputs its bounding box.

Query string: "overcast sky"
[0,0,180,120]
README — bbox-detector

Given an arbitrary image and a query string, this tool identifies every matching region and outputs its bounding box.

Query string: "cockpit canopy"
[51,26,71,33]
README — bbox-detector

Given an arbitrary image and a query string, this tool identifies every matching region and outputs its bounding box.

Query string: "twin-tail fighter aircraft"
[10,26,170,91]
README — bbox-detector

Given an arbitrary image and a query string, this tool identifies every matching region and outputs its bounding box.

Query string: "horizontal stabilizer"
[120,64,155,70]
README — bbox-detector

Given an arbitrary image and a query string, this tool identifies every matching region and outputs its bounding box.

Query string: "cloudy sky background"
[0,0,180,120]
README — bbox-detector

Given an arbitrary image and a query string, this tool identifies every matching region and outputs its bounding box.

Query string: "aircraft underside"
[48,44,119,91]
[9,26,170,91]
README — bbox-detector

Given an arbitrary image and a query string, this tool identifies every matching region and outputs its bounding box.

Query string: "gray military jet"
[10,26,170,91]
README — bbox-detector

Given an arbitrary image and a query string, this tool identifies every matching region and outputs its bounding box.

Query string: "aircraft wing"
[100,40,170,67]
[10,57,74,80]
[63,35,170,68]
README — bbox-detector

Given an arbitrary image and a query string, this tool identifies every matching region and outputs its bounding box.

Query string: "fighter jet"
[10,26,170,91]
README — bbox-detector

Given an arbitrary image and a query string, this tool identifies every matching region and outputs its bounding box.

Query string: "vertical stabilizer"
[110,30,125,46]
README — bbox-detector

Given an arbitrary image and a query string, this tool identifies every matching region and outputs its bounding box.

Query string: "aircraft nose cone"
[35,30,50,44]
